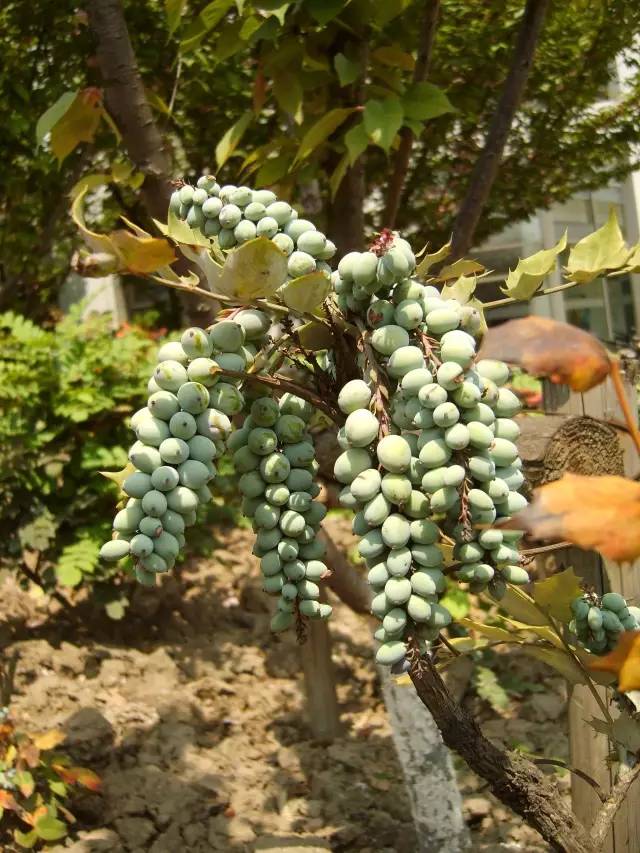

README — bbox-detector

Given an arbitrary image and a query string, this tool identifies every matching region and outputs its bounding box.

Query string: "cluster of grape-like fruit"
[99,311,268,583]
[229,391,331,631]
[332,243,528,668]
[570,592,640,654]
[170,176,336,276]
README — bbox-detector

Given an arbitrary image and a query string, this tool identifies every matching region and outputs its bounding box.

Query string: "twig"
[591,761,640,848]
[609,358,640,455]
[532,758,606,803]
[482,279,592,310]
[19,560,73,612]
[168,54,182,115]
[383,0,441,228]
[521,541,572,557]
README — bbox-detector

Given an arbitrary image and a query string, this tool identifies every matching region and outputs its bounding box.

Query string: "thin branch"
[521,541,572,557]
[532,759,606,803]
[449,0,550,260]
[482,279,584,310]
[383,0,441,228]
[591,761,640,848]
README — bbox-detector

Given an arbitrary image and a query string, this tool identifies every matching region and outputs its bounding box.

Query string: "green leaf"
[36,91,77,147]
[105,599,126,620]
[154,209,213,249]
[344,121,369,166]
[49,91,104,163]
[218,237,288,299]
[459,617,519,644]
[272,72,303,123]
[280,272,331,313]
[35,815,67,842]
[55,563,83,588]
[588,711,640,753]
[307,0,347,24]
[165,0,186,36]
[473,665,510,712]
[296,321,335,351]
[14,829,38,849]
[415,239,452,276]
[215,112,252,168]
[441,275,476,304]
[260,2,290,25]
[565,207,630,284]
[502,232,567,299]
[533,567,583,624]
[372,45,415,71]
[294,108,354,165]
[499,585,547,626]
[520,646,587,685]
[402,82,455,122]
[255,154,291,187]
[181,0,235,51]
[363,97,404,152]
[15,771,35,798]
[334,53,360,86]
[439,584,469,620]
[329,153,350,200]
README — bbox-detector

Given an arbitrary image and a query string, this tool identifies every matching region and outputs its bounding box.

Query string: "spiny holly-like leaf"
[588,710,640,751]
[109,231,176,274]
[505,473,640,562]
[215,111,252,168]
[50,89,104,163]
[590,631,640,692]
[415,238,451,276]
[218,237,287,300]
[502,232,567,299]
[459,618,519,643]
[401,82,455,122]
[294,108,354,165]
[363,98,404,152]
[565,207,630,284]
[296,321,335,351]
[521,645,587,685]
[620,242,640,274]
[153,210,211,249]
[498,585,547,626]
[479,316,610,392]
[33,730,66,751]
[100,461,136,490]
[533,567,583,624]
[437,258,485,281]
[280,272,331,313]
[441,275,476,304]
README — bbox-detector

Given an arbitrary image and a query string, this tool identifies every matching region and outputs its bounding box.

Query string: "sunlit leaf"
[218,237,287,300]
[280,272,331,313]
[215,111,252,168]
[50,89,104,163]
[590,631,640,692]
[533,567,583,624]
[294,108,354,164]
[441,275,476,304]
[71,188,115,254]
[181,0,235,50]
[459,617,519,643]
[153,210,211,249]
[437,258,484,280]
[165,0,186,36]
[100,462,136,490]
[522,645,588,684]
[474,665,510,712]
[14,829,38,849]
[33,730,66,751]
[53,764,102,791]
[34,815,67,842]
[15,771,35,798]
[36,91,77,147]
[505,473,640,563]
[372,45,415,70]
[415,239,452,276]
[402,82,455,122]
[478,316,611,392]
[110,231,176,274]
[499,616,564,648]
[565,207,630,284]
[502,232,567,299]
[363,98,404,152]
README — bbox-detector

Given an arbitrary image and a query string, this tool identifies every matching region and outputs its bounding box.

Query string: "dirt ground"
[0,517,571,852]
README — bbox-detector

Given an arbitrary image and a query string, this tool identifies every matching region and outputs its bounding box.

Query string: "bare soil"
[0,517,570,852]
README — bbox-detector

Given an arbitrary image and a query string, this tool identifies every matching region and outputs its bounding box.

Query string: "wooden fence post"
[533,369,640,851]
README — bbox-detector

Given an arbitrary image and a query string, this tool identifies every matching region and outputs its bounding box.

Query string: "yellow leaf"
[499,616,564,648]
[415,238,451,276]
[33,730,66,751]
[533,567,583,624]
[590,631,640,692]
[502,231,567,299]
[565,207,630,284]
[153,210,211,249]
[441,275,476,304]
[51,90,104,163]
[498,585,547,626]
[372,45,415,70]
[218,237,288,300]
[521,645,587,685]
[459,617,520,643]
[110,231,176,274]
[100,462,136,490]
[71,188,115,254]
[437,258,485,281]
[280,272,331,314]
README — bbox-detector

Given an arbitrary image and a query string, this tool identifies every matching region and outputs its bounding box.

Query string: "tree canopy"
[2,0,639,317]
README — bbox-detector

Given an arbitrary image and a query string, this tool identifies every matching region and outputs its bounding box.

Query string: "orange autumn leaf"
[503,473,640,562]
[52,764,102,792]
[478,316,610,392]
[33,729,66,751]
[589,631,640,692]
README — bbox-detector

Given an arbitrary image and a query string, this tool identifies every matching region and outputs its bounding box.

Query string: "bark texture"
[449,0,550,259]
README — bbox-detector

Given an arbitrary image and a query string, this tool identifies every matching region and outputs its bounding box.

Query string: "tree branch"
[383,0,441,228]
[318,527,371,614]
[409,650,596,852]
[591,761,640,849]
[448,0,550,260]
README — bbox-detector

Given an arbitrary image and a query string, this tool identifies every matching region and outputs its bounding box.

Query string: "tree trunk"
[449,0,550,259]
[327,159,366,255]
[86,0,214,326]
